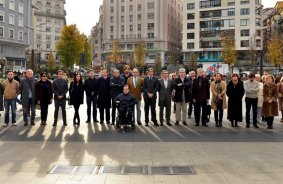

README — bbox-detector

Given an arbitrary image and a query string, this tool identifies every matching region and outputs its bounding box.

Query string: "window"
[121,16,124,22]
[129,5,133,11]
[0,0,4,7]
[241,40,249,47]
[110,16,114,22]
[187,42,194,49]
[0,11,3,22]
[240,19,250,26]
[147,2,154,9]
[187,33,195,39]
[147,33,154,38]
[36,34,41,40]
[36,17,42,22]
[121,25,124,31]
[55,28,60,33]
[110,0,113,3]
[110,7,114,13]
[241,0,249,4]
[228,1,235,6]
[9,29,14,39]
[121,6,124,12]
[46,18,51,23]
[18,31,23,40]
[46,44,51,49]
[229,19,235,27]
[200,0,221,8]
[55,19,61,25]
[187,23,195,29]
[187,13,195,20]
[110,26,114,32]
[138,14,141,20]
[130,25,133,31]
[138,4,141,10]
[147,43,154,48]
[0,27,3,37]
[9,14,14,25]
[227,9,235,16]
[240,8,250,15]
[46,0,51,6]
[256,18,260,26]
[18,3,24,13]
[148,13,154,19]
[46,27,51,32]
[55,36,60,41]
[9,0,14,10]
[46,35,51,41]
[129,15,133,21]
[18,17,23,27]
[138,24,141,31]
[241,29,249,36]
[187,3,195,10]
[147,23,154,30]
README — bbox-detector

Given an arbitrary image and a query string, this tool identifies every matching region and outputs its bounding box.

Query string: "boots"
[235,121,238,127]
[231,120,234,127]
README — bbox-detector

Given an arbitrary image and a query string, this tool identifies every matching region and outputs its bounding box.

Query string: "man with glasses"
[2,71,20,127]
[52,70,68,126]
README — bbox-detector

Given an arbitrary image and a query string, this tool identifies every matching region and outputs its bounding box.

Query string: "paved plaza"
[0,101,283,184]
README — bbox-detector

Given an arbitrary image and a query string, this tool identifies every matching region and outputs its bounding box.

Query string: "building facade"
[182,0,262,66]
[0,0,32,72]
[100,0,182,66]
[32,0,66,67]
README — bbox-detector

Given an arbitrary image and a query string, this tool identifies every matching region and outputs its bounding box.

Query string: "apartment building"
[182,0,262,64]
[0,0,32,71]
[100,0,182,66]
[32,0,66,67]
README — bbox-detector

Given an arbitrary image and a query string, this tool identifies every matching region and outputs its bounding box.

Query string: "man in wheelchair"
[115,85,136,129]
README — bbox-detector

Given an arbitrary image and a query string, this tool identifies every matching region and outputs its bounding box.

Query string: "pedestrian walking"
[211,73,227,127]
[192,68,210,127]
[84,69,98,123]
[127,68,143,125]
[52,70,68,126]
[143,68,159,126]
[35,72,53,126]
[97,69,111,124]
[2,71,19,127]
[262,75,278,129]
[20,69,37,126]
[110,69,125,125]
[69,73,84,126]
[173,68,191,126]
[226,73,245,127]
[158,70,173,126]
[244,73,260,128]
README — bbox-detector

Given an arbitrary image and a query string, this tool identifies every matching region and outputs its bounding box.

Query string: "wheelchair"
[115,101,135,130]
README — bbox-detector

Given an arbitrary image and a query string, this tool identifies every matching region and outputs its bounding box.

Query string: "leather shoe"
[254,124,259,128]
[52,123,57,127]
[24,122,28,126]
[202,124,208,127]
[183,122,187,126]
[175,121,179,126]
[86,120,90,123]
[167,122,172,126]
[31,122,35,126]
[137,121,142,126]
[63,123,68,126]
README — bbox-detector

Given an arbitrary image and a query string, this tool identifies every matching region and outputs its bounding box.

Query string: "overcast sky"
[65,0,279,36]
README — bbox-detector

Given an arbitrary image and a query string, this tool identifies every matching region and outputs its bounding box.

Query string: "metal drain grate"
[49,165,197,175]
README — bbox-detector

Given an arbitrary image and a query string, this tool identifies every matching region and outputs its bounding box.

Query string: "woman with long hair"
[69,73,84,126]
[35,72,53,125]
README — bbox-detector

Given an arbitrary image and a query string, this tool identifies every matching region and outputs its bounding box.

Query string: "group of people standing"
[0,65,281,130]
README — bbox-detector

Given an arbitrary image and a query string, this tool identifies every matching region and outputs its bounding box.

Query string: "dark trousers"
[245,97,258,125]
[23,98,35,123]
[214,103,223,123]
[73,104,81,123]
[266,116,274,127]
[144,97,157,123]
[159,100,171,123]
[117,107,133,125]
[99,107,110,122]
[54,99,66,123]
[111,98,117,123]
[40,102,49,122]
[194,101,207,125]
[86,95,97,121]
[188,102,194,116]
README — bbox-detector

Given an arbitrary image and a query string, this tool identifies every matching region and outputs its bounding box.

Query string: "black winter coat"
[226,80,245,122]
[84,77,98,96]
[110,76,125,98]
[69,81,84,106]
[97,77,111,108]
[173,77,191,103]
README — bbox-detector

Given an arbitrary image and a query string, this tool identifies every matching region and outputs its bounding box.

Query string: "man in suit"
[110,69,125,125]
[192,68,210,127]
[158,70,173,126]
[19,69,37,126]
[188,70,196,118]
[127,68,143,125]
[142,68,159,126]
[97,69,111,124]
[52,70,68,126]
